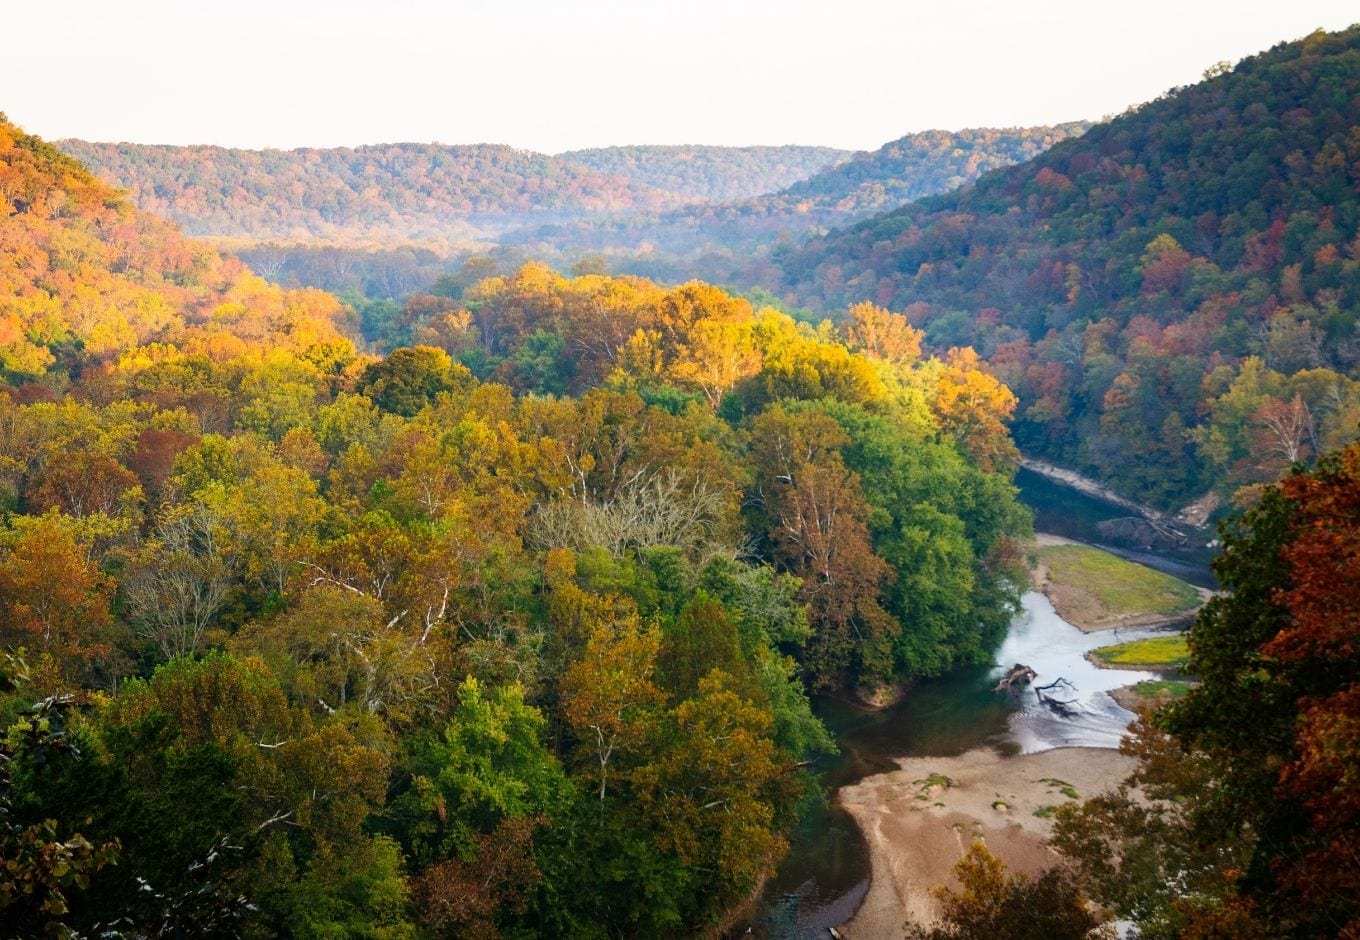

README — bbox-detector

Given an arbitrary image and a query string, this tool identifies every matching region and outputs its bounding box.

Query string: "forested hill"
[558,144,852,202]
[502,124,1091,281]
[57,128,1085,269]
[779,26,1360,508]
[54,140,689,245]
[758,123,1091,219]
[0,114,356,380]
[54,140,849,248]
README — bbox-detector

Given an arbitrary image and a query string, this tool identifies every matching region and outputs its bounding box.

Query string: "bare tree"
[1253,393,1315,470]
[123,500,235,659]
[531,469,735,562]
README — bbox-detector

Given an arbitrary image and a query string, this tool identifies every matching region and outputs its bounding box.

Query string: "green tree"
[359,346,472,417]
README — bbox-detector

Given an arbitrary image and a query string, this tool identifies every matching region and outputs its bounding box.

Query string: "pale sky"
[4,1,1357,153]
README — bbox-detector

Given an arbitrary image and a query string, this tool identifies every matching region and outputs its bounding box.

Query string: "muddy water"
[743,589,1182,937]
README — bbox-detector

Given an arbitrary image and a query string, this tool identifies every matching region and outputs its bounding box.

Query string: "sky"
[3,0,1357,154]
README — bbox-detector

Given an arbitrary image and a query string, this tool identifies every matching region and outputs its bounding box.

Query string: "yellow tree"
[933,347,1020,473]
[560,612,664,802]
[843,301,924,367]
[666,318,762,409]
[211,463,327,598]
[648,282,752,352]
[634,671,788,891]
[0,512,118,678]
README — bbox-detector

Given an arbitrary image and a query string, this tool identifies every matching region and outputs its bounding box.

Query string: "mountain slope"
[58,127,1086,274]
[504,124,1090,282]
[55,140,688,246]
[0,113,356,382]
[780,26,1360,507]
[559,144,852,202]
[762,123,1091,219]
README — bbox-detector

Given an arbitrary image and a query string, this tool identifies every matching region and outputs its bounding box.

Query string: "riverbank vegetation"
[1054,442,1360,937]
[0,115,1032,937]
[1115,678,1193,706]
[903,841,1102,940]
[1034,542,1201,630]
[1088,635,1190,668]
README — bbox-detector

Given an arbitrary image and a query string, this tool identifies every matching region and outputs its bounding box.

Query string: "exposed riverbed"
[840,746,1137,938]
[742,588,1186,937]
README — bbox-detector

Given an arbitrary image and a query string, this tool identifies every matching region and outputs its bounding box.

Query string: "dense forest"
[59,127,1088,299]
[503,124,1091,284]
[53,140,685,246]
[0,114,1031,936]
[54,141,851,249]
[778,27,1360,508]
[734,124,1093,221]
[10,16,1360,939]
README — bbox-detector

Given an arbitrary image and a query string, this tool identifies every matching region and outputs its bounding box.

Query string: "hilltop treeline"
[558,144,851,202]
[55,141,850,248]
[55,140,684,245]
[59,127,1087,291]
[504,125,1091,284]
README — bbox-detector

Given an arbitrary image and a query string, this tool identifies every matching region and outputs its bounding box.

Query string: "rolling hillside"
[779,26,1360,506]
[559,144,852,202]
[55,140,686,245]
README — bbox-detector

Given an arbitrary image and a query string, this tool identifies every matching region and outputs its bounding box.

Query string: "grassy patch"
[913,772,953,800]
[1040,777,1080,799]
[1128,678,1192,699]
[1033,805,1056,819]
[1090,634,1190,668]
[1038,544,1200,624]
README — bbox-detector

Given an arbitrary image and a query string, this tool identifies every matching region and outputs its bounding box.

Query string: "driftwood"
[1097,516,1190,550]
[994,664,1038,693]
[1035,677,1080,717]
[1037,696,1079,719]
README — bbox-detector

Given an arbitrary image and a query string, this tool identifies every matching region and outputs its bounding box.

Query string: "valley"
[2,15,1360,940]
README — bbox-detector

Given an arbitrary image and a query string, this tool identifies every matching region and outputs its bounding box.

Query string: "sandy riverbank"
[1032,533,1210,633]
[837,746,1136,939]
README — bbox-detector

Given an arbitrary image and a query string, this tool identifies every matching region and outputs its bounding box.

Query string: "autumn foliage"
[0,114,1032,936]
[782,27,1360,506]
[1056,442,1360,937]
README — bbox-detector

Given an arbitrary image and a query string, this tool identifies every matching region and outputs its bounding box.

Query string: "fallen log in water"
[994,664,1037,693]
[1035,677,1081,717]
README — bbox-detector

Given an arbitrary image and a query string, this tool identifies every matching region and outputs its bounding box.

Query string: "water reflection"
[1016,468,1218,589]
[999,591,1171,752]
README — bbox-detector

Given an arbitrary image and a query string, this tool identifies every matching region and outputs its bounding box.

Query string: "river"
[1016,467,1218,589]
[742,586,1202,937]
[738,474,1217,937]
